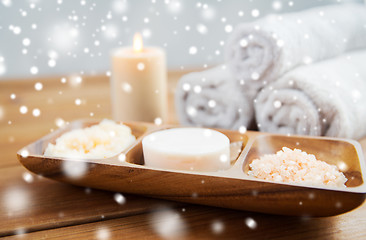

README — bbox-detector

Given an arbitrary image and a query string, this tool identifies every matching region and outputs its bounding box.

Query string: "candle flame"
[133,33,143,52]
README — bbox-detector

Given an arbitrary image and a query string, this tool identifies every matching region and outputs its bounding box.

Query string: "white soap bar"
[142,128,230,172]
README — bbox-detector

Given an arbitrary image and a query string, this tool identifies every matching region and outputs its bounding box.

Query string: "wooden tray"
[17,120,366,217]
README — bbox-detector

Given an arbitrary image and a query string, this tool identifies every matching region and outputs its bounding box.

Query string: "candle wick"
[133,33,143,52]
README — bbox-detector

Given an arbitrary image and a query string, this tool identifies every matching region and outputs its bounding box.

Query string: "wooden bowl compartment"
[242,135,364,188]
[27,120,151,157]
[124,127,249,169]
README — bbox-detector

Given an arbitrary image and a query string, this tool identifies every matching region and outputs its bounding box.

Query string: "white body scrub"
[44,119,136,159]
[142,128,230,172]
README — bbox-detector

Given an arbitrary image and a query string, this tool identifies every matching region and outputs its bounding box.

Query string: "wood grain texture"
[6,204,366,240]
[0,165,185,237]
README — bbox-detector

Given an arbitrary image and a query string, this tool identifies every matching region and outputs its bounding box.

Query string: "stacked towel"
[225,3,366,100]
[255,50,366,139]
[175,66,253,130]
[175,3,366,138]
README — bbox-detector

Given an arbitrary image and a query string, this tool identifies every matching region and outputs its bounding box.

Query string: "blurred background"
[0,0,362,79]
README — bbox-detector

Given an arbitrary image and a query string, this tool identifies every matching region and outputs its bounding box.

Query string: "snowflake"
[1,0,12,7]
[22,172,34,183]
[118,153,126,162]
[251,9,260,18]
[211,220,224,234]
[137,62,145,71]
[154,117,163,125]
[75,98,82,105]
[96,227,111,240]
[166,0,182,14]
[186,106,197,117]
[114,193,126,204]
[208,99,216,108]
[19,106,28,114]
[22,38,31,46]
[196,24,208,34]
[273,100,282,108]
[150,208,186,239]
[32,108,41,117]
[3,187,30,213]
[239,126,247,134]
[272,1,282,11]
[201,5,216,21]
[30,66,39,75]
[34,82,43,91]
[225,25,233,33]
[245,217,257,229]
[62,161,88,179]
[189,46,198,55]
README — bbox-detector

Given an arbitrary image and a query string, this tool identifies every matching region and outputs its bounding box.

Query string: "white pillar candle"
[111,33,167,122]
[142,128,231,172]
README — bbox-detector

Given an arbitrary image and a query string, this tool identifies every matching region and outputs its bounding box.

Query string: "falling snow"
[55,117,65,128]
[273,100,282,108]
[240,39,248,47]
[208,99,216,108]
[154,117,163,125]
[193,85,202,93]
[96,227,111,240]
[189,46,198,55]
[239,125,247,134]
[69,75,83,87]
[19,105,28,114]
[251,72,260,80]
[20,149,29,158]
[211,220,224,234]
[196,24,208,34]
[114,193,126,204]
[150,208,186,239]
[137,62,145,71]
[219,154,229,163]
[182,83,190,91]
[30,66,38,75]
[186,106,197,117]
[225,25,233,33]
[22,172,34,183]
[245,217,257,229]
[32,108,41,117]
[251,9,260,18]
[0,56,6,75]
[3,187,30,213]
[121,82,132,93]
[34,82,43,91]
[118,153,126,162]
[75,98,82,105]
[22,38,31,46]
[62,161,88,179]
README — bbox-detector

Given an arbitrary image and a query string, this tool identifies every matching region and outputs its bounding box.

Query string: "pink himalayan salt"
[248,147,347,187]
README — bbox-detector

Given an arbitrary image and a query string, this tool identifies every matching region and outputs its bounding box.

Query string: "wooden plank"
[0,165,184,237]
[7,203,366,240]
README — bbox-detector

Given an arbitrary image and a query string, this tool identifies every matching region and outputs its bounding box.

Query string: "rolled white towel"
[255,50,366,139]
[175,65,253,130]
[225,3,366,101]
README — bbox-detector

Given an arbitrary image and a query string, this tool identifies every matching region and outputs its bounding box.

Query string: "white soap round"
[142,128,230,172]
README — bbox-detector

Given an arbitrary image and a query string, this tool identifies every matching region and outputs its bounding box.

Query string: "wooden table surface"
[1,71,366,239]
